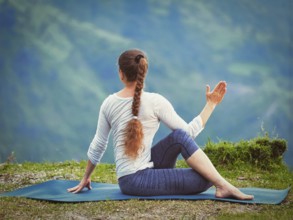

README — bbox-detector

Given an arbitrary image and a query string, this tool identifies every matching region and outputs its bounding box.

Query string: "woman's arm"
[200,81,227,127]
[155,81,227,138]
[155,95,203,139]
[68,97,111,194]
[67,160,96,193]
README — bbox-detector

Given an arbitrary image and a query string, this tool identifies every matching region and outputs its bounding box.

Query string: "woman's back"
[89,92,162,178]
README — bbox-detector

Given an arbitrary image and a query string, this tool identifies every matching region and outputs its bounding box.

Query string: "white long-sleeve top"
[87,92,204,179]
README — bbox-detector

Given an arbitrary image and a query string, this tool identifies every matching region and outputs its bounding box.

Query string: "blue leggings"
[118,129,213,196]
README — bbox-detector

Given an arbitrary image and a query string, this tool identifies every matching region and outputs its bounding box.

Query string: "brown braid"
[118,49,148,159]
[132,58,147,116]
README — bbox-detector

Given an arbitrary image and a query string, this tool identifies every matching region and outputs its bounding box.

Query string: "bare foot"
[215,182,254,200]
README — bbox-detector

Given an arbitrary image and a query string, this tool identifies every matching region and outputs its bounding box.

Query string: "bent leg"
[187,149,254,200]
[118,168,212,196]
[151,129,199,168]
[150,129,253,200]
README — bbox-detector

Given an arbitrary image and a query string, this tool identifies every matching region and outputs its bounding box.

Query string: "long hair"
[118,49,148,159]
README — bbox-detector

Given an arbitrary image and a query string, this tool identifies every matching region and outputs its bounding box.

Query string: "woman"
[68,49,253,200]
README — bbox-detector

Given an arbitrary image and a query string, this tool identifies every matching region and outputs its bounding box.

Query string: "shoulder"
[101,94,113,105]
[142,92,173,111]
[142,92,168,102]
[100,94,116,109]
[102,93,128,103]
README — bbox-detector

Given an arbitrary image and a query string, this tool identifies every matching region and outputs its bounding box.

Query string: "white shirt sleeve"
[87,98,111,165]
[154,94,203,139]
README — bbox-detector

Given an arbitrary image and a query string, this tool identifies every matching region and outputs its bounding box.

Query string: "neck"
[117,82,137,98]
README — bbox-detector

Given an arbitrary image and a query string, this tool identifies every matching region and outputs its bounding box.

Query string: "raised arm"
[200,81,227,127]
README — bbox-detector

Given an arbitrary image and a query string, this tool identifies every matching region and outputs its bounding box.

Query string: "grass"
[1,136,293,219]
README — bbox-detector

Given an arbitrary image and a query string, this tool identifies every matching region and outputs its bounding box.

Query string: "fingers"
[206,85,210,94]
[67,186,77,192]
[214,81,227,94]
[220,81,227,96]
[67,178,92,194]
[67,185,80,193]
[220,81,227,91]
[67,185,82,193]
[67,184,90,194]
[219,82,226,94]
[86,181,92,190]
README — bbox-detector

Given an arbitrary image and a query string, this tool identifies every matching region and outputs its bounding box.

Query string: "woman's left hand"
[206,81,227,106]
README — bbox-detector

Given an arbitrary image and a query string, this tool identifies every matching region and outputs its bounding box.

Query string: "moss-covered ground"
[1,136,292,219]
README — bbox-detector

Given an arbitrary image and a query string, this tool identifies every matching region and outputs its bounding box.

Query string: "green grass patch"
[1,135,292,219]
[203,136,287,170]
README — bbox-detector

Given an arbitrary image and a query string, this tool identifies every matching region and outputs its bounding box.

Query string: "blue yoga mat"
[0,180,290,204]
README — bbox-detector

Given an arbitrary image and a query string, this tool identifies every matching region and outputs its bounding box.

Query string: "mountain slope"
[0,0,292,166]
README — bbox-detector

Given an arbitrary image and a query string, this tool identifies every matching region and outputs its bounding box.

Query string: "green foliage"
[1,139,292,220]
[203,136,287,170]
[1,159,292,219]
[218,207,293,220]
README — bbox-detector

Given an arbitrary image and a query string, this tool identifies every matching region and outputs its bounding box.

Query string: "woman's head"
[119,49,148,159]
[118,49,148,83]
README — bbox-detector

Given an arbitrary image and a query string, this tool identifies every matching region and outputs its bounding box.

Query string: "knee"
[172,129,188,137]
[171,129,191,143]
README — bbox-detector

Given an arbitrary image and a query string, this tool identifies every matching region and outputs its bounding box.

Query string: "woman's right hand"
[206,81,227,106]
[67,177,92,194]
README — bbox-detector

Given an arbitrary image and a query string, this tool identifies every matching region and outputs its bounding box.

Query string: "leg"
[152,129,253,200]
[186,149,254,200]
[118,167,212,196]
[151,129,199,168]
[119,129,212,196]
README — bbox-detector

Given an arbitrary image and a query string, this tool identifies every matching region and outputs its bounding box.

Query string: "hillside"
[0,0,292,166]
[1,136,292,219]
